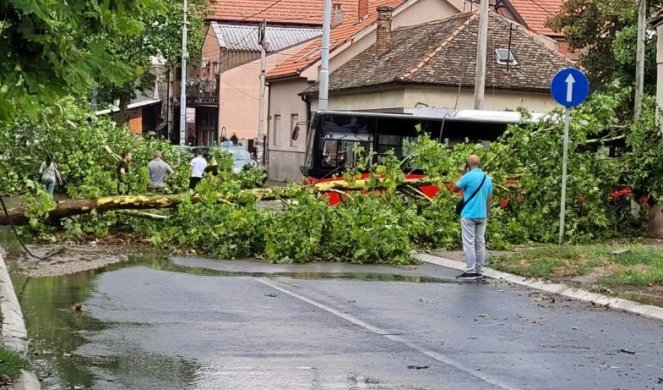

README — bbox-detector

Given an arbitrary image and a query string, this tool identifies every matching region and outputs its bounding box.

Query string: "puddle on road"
[12,253,206,389]
[9,252,452,388]
[0,226,23,253]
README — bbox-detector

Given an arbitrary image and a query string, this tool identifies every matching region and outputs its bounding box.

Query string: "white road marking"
[253,277,519,390]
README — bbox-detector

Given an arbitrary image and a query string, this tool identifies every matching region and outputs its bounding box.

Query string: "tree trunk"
[0,195,182,226]
[116,93,131,126]
[0,178,437,226]
[648,204,663,238]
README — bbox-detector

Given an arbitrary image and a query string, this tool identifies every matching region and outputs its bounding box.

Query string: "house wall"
[309,89,406,112]
[201,25,221,79]
[393,0,461,28]
[403,85,556,113]
[218,40,313,144]
[307,85,554,113]
[267,78,312,182]
[128,109,142,134]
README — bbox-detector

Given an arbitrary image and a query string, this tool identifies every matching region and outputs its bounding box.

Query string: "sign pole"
[550,67,589,245]
[559,107,570,244]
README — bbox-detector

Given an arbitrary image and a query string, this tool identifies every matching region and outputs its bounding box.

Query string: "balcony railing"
[186,79,218,105]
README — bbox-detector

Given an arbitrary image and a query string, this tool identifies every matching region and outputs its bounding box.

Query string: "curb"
[0,253,40,389]
[415,253,663,322]
[12,370,40,390]
[0,254,28,352]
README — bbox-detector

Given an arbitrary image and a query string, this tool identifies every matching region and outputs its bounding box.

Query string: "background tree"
[95,0,208,123]
[547,0,662,94]
[0,0,161,121]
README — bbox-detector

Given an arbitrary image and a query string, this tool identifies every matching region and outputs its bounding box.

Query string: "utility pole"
[179,0,188,146]
[654,9,663,136]
[319,0,332,111]
[257,20,267,167]
[473,0,489,110]
[634,0,646,121]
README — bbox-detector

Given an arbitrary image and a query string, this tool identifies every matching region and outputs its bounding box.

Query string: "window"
[495,48,517,66]
[290,114,299,147]
[273,114,283,146]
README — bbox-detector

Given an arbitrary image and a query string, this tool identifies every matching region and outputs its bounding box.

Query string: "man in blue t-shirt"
[454,155,493,280]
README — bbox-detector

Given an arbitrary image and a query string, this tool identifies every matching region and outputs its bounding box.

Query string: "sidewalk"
[0,252,39,389]
[415,252,663,322]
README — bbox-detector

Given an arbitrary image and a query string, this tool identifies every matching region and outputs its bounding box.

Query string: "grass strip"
[0,346,26,380]
[491,244,663,287]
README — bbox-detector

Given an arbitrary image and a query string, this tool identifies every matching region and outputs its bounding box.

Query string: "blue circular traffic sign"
[550,68,589,108]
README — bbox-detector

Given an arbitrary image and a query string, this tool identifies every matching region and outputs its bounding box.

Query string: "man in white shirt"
[189,149,208,190]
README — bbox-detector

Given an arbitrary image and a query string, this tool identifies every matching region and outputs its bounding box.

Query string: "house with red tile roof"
[265,0,467,181]
[183,1,368,149]
[493,0,574,57]
[303,10,573,110]
[268,6,575,182]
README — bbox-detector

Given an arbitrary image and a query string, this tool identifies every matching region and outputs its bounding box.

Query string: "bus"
[300,110,539,204]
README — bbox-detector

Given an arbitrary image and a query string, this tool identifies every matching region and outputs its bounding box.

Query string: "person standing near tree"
[39,155,62,196]
[453,155,493,280]
[189,149,207,190]
[147,151,174,192]
[116,151,132,195]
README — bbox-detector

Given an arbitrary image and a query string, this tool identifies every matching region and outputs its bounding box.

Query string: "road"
[23,257,663,389]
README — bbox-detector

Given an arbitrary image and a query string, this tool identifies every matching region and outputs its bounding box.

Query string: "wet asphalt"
[54,258,663,389]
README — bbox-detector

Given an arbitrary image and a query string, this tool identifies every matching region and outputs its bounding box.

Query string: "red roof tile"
[304,11,575,94]
[267,0,405,79]
[208,0,363,25]
[506,0,565,37]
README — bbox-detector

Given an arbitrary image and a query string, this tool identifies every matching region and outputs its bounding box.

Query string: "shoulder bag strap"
[464,174,487,204]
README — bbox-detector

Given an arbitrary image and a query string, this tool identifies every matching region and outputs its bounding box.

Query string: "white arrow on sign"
[565,73,576,102]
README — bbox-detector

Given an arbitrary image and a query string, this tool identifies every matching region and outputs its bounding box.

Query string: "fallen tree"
[0,178,438,226]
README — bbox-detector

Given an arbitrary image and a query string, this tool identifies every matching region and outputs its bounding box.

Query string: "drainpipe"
[300,94,311,127]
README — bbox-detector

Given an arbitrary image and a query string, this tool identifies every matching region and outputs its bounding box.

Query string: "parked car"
[185,144,258,174]
[221,145,257,174]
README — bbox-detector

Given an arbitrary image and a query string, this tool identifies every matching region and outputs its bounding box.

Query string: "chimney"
[332,3,344,28]
[376,6,394,57]
[357,0,369,21]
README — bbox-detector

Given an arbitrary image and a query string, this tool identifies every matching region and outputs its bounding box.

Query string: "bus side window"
[377,135,403,160]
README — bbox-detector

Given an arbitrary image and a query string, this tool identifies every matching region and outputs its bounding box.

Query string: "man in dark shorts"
[189,149,208,190]
[116,151,132,194]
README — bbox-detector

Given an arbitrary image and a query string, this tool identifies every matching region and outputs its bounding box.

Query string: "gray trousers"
[461,218,487,273]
